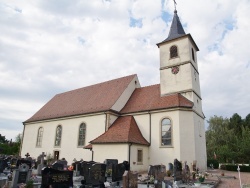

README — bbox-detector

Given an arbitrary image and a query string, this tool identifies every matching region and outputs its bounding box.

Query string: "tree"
[206,114,250,163]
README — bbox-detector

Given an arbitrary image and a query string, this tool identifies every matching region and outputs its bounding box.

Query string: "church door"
[54,151,60,160]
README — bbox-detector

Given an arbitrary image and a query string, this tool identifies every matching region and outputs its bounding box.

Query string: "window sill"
[159,146,173,148]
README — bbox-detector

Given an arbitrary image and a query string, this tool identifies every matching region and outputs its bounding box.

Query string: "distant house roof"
[24,74,137,123]
[120,84,193,114]
[90,116,150,146]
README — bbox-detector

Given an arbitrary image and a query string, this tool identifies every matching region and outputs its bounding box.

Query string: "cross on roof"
[173,0,177,11]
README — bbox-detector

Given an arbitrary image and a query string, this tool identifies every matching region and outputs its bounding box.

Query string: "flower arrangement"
[106,169,112,176]
[196,173,205,183]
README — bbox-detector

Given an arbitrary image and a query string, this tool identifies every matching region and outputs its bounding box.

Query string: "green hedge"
[207,159,219,169]
[220,165,250,172]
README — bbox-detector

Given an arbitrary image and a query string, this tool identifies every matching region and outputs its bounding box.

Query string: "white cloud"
[0,0,250,140]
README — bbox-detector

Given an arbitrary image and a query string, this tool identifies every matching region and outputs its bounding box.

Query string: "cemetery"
[2,152,248,188]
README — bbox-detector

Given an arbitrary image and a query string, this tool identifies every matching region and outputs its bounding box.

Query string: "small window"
[170,45,178,58]
[55,125,62,146]
[78,123,86,146]
[161,118,172,146]
[192,48,195,62]
[36,127,43,147]
[137,149,143,163]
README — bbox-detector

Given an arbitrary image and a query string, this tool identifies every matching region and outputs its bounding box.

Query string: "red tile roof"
[90,116,149,145]
[24,75,137,123]
[121,84,193,114]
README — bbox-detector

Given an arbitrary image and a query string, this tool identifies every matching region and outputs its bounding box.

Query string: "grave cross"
[40,152,46,165]
[237,165,242,188]
[25,153,30,158]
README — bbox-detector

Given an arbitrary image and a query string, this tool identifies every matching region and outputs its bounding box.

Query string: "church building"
[21,10,207,171]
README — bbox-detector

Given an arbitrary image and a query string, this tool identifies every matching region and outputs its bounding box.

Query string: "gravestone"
[148,165,162,179]
[0,158,8,173]
[81,161,96,177]
[52,161,64,171]
[37,152,47,175]
[58,158,68,170]
[85,163,106,186]
[72,160,82,176]
[16,159,32,169]
[168,163,174,174]
[112,163,125,182]
[41,167,73,188]
[10,163,32,187]
[173,159,182,181]
[104,159,118,171]
[192,160,197,171]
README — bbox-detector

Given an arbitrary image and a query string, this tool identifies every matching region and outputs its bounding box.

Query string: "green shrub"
[220,165,250,172]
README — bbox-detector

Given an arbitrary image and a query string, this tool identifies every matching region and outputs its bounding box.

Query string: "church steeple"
[162,10,186,43]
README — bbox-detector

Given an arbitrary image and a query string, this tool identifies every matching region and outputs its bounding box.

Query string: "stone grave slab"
[41,167,73,187]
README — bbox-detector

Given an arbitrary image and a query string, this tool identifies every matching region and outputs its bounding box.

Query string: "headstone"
[168,163,174,174]
[37,152,47,175]
[182,161,190,183]
[85,163,106,186]
[52,161,64,171]
[173,159,182,181]
[58,158,68,170]
[104,159,118,171]
[41,167,73,187]
[0,158,8,173]
[148,165,161,179]
[72,160,82,176]
[129,171,138,188]
[81,161,96,177]
[192,160,197,171]
[10,163,32,187]
[112,163,125,182]
[16,159,32,169]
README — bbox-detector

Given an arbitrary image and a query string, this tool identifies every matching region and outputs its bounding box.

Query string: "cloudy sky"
[1,0,250,141]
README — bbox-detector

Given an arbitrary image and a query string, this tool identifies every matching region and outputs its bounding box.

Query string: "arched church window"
[36,127,43,147]
[192,48,195,62]
[170,45,178,58]
[55,125,62,146]
[78,123,86,146]
[161,118,172,146]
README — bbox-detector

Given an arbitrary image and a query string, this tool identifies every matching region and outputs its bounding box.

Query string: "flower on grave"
[106,169,112,176]
[30,174,38,183]
[68,165,74,171]
[149,175,154,183]
[196,173,205,183]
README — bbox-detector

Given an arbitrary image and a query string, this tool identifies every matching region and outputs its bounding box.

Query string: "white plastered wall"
[21,114,106,163]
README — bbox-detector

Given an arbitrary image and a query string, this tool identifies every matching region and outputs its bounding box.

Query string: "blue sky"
[1,0,250,140]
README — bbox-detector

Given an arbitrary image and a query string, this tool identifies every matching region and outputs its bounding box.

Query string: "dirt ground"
[208,169,250,188]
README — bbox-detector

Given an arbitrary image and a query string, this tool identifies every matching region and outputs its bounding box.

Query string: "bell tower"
[157,10,203,117]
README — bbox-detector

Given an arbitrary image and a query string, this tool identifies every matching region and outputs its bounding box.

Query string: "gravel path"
[208,169,250,188]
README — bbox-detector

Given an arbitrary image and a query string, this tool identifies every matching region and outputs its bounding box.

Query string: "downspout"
[149,112,151,146]
[91,149,94,161]
[128,143,132,169]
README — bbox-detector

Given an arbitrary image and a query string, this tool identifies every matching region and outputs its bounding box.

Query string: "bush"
[207,159,219,169]
[220,165,250,172]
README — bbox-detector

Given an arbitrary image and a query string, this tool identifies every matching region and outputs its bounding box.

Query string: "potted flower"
[106,169,112,177]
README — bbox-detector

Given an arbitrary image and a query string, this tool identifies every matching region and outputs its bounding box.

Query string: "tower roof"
[162,10,186,42]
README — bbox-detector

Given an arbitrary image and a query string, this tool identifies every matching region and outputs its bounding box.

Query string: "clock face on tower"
[171,66,179,74]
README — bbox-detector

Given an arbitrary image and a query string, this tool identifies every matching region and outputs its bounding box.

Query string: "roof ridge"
[58,74,137,95]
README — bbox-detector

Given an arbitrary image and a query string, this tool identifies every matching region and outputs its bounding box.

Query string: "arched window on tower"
[192,48,195,62]
[161,118,172,146]
[170,45,178,59]
[55,125,62,146]
[36,127,43,147]
[78,123,86,146]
